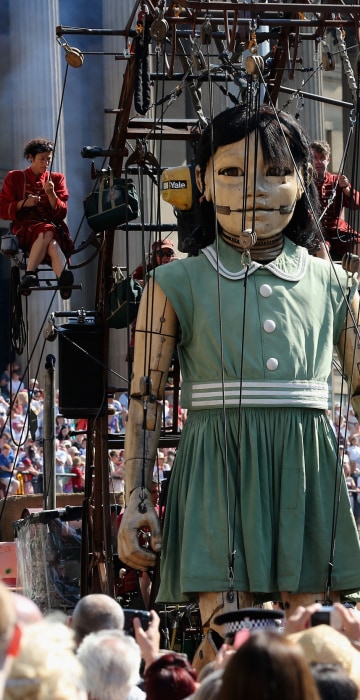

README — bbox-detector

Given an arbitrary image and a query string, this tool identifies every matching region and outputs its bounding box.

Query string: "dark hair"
[57,425,70,440]
[310,140,331,159]
[24,138,54,159]
[195,104,320,250]
[218,630,320,700]
[310,663,358,700]
[144,652,198,700]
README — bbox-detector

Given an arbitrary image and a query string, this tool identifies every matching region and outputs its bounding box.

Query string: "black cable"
[10,266,26,356]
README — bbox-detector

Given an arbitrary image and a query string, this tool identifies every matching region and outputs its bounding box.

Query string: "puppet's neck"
[221,230,284,263]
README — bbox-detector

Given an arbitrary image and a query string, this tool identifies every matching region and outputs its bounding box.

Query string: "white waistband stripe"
[189,381,330,409]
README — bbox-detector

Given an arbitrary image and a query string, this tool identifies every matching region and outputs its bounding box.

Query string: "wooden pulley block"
[342,251,360,274]
[150,18,169,42]
[65,46,84,68]
[322,49,335,71]
[245,54,264,76]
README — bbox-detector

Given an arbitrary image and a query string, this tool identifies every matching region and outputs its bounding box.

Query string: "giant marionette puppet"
[118,104,360,662]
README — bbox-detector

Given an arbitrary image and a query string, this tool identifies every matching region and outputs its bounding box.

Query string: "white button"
[263,319,276,333]
[266,357,278,371]
[259,284,272,297]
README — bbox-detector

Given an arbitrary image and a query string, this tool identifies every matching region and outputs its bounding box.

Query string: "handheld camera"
[123,609,151,637]
[310,605,342,631]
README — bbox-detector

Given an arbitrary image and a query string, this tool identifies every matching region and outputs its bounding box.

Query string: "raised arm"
[118,277,178,570]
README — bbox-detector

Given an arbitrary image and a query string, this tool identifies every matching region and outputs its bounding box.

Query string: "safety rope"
[336,27,358,107]
[134,12,152,116]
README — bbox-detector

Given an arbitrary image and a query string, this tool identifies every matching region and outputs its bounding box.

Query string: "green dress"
[151,236,360,602]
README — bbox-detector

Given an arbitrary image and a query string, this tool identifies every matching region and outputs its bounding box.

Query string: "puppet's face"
[198,132,304,241]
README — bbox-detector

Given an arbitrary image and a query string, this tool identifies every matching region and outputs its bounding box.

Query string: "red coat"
[314,171,360,259]
[0,167,74,257]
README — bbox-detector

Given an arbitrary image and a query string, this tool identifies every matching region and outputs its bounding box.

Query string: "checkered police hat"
[214,607,285,638]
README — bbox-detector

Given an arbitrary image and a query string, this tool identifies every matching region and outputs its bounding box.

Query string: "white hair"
[4,617,86,700]
[77,629,141,700]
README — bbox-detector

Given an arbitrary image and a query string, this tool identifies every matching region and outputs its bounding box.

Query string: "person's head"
[12,593,43,626]
[72,456,84,468]
[191,669,223,700]
[144,652,198,700]
[195,104,319,251]
[58,425,70,439]
[151,239,176,267]
[288,624,360,694]
[0,582,18,664]
[310,140,331,181]
[77,629,141,700]
[150,480,160,507]
[24,138,54,175]
[218,630,320,700]
[343,463,352,477]
[70,593,124,646]
[4,616,86,700]
[29,378,39,389]
[310,662,358,700]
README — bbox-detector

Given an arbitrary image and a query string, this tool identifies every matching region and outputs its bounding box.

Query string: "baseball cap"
[152,238,175,252]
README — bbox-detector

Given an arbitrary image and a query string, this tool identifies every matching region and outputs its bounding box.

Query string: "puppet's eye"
[266,165,293,177]
[218,166,244,176]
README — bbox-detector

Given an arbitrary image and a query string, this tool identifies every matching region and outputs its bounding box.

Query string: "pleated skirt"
[157,407,360,602]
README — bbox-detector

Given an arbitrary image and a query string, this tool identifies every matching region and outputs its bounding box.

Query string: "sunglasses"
[158,250,174,258]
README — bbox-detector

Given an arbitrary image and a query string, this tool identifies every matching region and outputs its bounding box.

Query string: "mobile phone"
[310,605,342,631]
[123,609,151,636]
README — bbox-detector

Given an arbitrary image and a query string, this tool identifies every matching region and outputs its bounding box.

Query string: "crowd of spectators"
[0,362,182,501]
[2,580,360,700]
[330,403,360,526]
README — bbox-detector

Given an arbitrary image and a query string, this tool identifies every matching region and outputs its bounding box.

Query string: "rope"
[49,64,69,177]
[336,28,357,107]
[134,16,151,116]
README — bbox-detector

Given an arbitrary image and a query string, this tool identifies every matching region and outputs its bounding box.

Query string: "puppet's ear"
[296,162,313,200]
[195,164,204,194]
[307,162,313,184]
[196,162,214,201]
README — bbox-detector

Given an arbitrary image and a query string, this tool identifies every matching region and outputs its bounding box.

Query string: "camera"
[123,609,151,636]
[310,605,342,631]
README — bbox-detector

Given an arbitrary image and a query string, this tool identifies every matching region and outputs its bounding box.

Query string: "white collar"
[201,237,309,282]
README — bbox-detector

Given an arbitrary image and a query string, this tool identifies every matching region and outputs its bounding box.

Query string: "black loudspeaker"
[58,322,105,417]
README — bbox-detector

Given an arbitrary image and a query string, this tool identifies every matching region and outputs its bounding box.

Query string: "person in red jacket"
[311,140,360,260]
[0,137,74,298]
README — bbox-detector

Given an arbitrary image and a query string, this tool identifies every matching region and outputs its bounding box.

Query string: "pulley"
[150,17,169,42]
[56,37,84,68]
[245,54,264,76]
[342,252,360,274]
[322,41,335,72]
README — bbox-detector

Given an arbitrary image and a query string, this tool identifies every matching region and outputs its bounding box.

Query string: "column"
[9,0,67,377]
